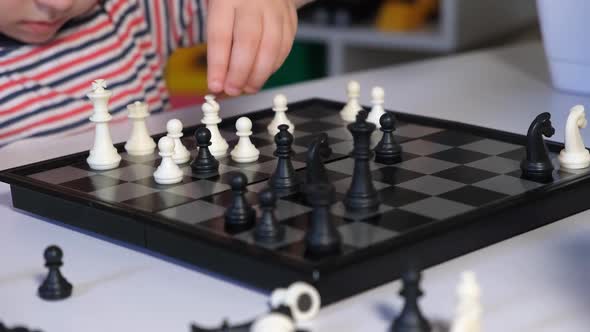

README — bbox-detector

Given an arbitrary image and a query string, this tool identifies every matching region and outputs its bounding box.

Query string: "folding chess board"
[3,98,590,304]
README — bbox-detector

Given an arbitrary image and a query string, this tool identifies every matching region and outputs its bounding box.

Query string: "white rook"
[125,101,156,156]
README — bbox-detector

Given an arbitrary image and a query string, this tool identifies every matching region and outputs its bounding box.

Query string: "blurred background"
[165,0,538,109]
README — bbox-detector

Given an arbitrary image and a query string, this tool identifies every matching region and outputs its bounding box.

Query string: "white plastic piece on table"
[367,86,386,128]
[559,105,590,169]
[250,312,296,332]
[269,282,321,323]
[267,94,294,136]
[340,80,362,123]
[125,101,156,156]
[201,95,229,157]
[153,137,184,184]
[87,79,122,170]
[231,117,260,163]
[450,271,482,332]
[166,119,191,164]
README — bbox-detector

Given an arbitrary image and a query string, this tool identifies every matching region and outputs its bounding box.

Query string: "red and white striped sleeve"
[140,0,207,61]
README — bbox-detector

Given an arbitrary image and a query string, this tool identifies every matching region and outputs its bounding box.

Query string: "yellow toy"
[376,0,438,32]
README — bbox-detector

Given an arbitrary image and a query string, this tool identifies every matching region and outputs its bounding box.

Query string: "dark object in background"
[0,322,43,332]
[299,0,384,25]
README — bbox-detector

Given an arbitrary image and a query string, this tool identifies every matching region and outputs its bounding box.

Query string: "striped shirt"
[0,0,206,147]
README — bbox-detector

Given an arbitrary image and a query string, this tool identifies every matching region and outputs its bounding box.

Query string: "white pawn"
[367,86,386,128]
[231,117,260,163]
[340,80,362,122]
[153,137,183,185]
[166,119,191,164]
[125,101,156,156]
[559,105,590,169]
[450,271,482,332]
[267,94,294,136]
[201,95,229,157]
[87,79,121,170]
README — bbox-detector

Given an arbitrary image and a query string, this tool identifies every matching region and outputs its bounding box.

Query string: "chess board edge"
[2,98,589,305]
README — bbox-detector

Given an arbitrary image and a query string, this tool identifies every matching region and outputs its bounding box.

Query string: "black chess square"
[498,147,526,161]
[297,121,342,133]
[132,175,199,189]
[292,105,338,119]
[60,175,125,192]
[294,134,345,148]
[361,209,436,233]
[201,190,260,206]
[439,185,509,207]
[377,186,430,207]
[429,148,490,164]
[123,191,196,212]
[432,165,498,184]
[422,130,484,146]
[371,167,425,185]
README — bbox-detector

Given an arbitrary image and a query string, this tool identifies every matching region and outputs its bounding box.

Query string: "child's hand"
[206,0,298,96]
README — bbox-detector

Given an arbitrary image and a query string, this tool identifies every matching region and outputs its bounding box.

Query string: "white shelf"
[295,0,538,75]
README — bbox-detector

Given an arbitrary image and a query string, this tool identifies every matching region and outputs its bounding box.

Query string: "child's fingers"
[207,1,235,93]
[273,2,297,72]
[244,12,284,94]
[224,9,263,96]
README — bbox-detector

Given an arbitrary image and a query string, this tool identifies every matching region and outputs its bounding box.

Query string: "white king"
[86,79,121,170]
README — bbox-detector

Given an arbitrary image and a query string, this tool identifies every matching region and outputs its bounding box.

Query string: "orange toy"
[376,0,438,32]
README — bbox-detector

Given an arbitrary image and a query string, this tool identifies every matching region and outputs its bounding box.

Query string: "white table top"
[2,41,590,332]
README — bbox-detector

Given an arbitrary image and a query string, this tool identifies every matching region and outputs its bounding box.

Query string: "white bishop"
[201,95,229,157]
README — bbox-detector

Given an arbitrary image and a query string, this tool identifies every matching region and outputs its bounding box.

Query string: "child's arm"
[206,0,310,96]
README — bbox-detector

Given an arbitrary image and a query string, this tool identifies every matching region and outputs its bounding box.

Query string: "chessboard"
[3,98,590,305]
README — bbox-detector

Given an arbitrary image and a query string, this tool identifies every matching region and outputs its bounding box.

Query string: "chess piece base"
[558,148,590,169]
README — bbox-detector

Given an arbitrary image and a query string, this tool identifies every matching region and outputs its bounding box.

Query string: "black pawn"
[268,124,300,196]
[38,245,73,301]
[374,112,402,164]
[521,112,555,182]
[224,172,256,232]
[391,269,431,332]
[344,110,381,212]
[190,126,219,177]
[254,190,285,243]
[305,183,341,257]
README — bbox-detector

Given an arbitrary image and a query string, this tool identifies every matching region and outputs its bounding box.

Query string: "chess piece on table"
[305,183,341,257]
[559,105,590,169]
[344,110,381,212]
[38,245,73,301]
[124,101,156,156]
[374,112,402,164]
[521,112,555,181]
[201,95,229,157]
[166,119,191,164]
[224,172,256,232]
[254,190,285,243]
[86,79,121,170]
[391,268,431,332]
[267,94,295,136]
[153,137,184,184]
[305,133,332,188]
[230,117,260,163]
[450,271,482,332]
[367,86,386,128]
[190,126,220,177]
[340,80,362,123]
[268,125,300,196]
[191,282,320,332]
